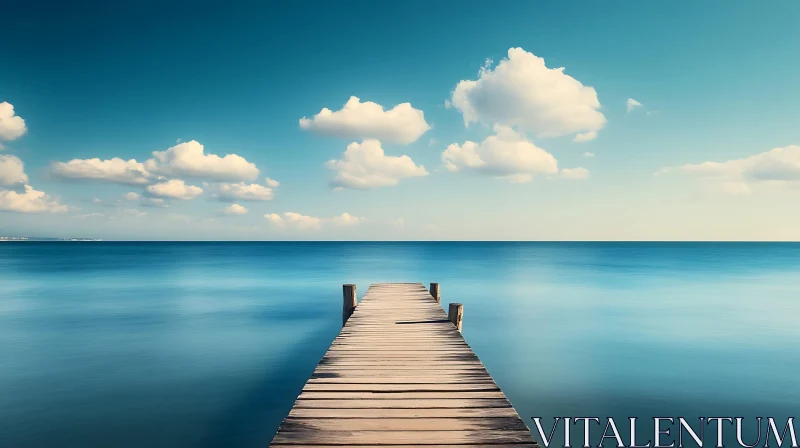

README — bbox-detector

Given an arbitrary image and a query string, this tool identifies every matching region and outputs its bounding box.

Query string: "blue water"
[1,242,798,447]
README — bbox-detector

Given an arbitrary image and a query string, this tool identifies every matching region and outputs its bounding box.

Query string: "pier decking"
[270,282,539,447]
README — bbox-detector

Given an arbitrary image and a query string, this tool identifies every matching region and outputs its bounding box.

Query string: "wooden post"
[448,303,463,332]
[342,284,357,326]
[429,282,440,303]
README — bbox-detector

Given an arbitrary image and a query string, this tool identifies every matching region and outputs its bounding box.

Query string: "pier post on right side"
[448,302,463,332]
[429,282,440,303]
[342,284,357,326]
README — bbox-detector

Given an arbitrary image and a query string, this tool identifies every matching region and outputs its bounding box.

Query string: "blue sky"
[1,1,799,240]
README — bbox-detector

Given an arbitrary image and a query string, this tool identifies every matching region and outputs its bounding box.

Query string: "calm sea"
[1,242,798,447]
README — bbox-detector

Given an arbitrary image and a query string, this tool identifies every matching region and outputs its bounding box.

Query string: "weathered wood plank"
[310,372,493,379]
[316,363,485,368]
[322,353,478,357]
[307,377,499,384]
[286,407,523,418]
[314,364,488,375]
[301,383,500,391]
[298,391,507,400]
[272,430,536,445]
[278,417,529,431]
[272,445,541,448]
[291,398,512,409]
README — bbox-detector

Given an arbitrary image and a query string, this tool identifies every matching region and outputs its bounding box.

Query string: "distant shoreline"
[2,239,800,243]
[0,237,102,242]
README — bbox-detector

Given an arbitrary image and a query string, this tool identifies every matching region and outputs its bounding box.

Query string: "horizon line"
[4,239,800,243]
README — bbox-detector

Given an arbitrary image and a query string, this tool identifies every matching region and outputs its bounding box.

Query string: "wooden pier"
[270,282,539,447]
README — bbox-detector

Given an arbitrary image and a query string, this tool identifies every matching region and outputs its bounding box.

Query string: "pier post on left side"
[342,284,357,326]
[429,282,440,303]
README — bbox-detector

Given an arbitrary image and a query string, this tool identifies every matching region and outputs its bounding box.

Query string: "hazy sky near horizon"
[1,1,799,240]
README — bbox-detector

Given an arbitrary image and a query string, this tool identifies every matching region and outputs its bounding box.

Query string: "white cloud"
[265,177,280,188]
[140,197,168,208]
[299,96,430,145]
[0,102,27,141]
[449,47,606,139]
[679,145,800,181]
[627,98,643,112]
[442,140,484,172]
[144,140,259,181]
[0,154,28,186]
[52,157,153,185]
[282,212,321,230]
[441,125,558,183]
[124,192,140,200]
[145,179,203,200]
[325,139,428,190]
[584,152,595,158]
[573,131,597,143]
[264,211,322,230]
[0,185,67,213]
[219,203,248,216]
[264,213,283,225]
[328,212,361,226]
[0,154,68,214]
[264,211,361,230]
[208,181,275,202]
[661,145,800,194]
[559,167,591,179]
[393,218,405,229]
[717,182,751,196]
